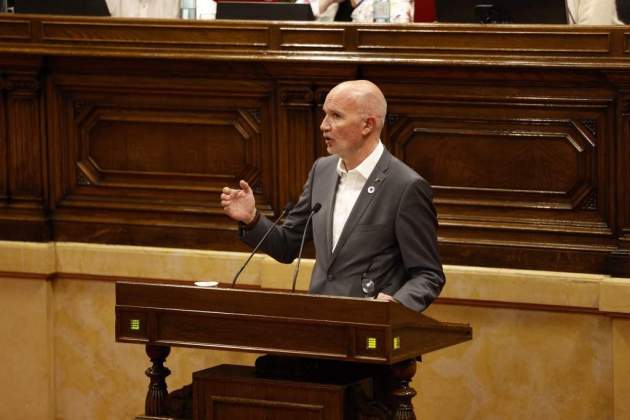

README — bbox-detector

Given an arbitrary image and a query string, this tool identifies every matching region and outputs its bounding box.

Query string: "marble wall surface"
[0,241,628,419]
[0,277,53,420]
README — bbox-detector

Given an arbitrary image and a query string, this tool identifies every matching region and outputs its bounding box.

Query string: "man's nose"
[320,116,329,131]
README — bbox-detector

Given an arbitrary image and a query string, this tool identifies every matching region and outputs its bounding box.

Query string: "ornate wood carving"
[580,119,598,138]
[44,64,274,246]
[76,170,92,186]
[580,190,598,211]
[246,109,261,124]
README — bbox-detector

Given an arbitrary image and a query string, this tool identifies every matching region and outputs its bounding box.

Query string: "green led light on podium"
[130,319,141,331]
[393,336,401,350]
[366,337,377,349]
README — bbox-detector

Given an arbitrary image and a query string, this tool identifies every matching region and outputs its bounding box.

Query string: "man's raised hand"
[220,180,257,224]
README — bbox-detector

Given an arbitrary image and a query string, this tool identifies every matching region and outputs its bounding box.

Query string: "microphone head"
[312,203,322,213]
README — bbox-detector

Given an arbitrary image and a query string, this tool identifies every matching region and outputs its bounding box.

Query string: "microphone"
[231,202,294,288]
[290,202,322,292]
[361,259,376,298]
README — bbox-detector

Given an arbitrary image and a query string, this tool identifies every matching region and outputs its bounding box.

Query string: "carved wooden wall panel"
[276,83,317,207]
[0,57,50,241]
[0,79,7,206]
[45,61,274,247]
[0,15,629,274]
[607,76,630,275]
[620,100,630,273]
[6,70,43,200]
[362,68,618,271]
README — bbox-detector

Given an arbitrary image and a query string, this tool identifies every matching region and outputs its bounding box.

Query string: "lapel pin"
[367,186,375,194]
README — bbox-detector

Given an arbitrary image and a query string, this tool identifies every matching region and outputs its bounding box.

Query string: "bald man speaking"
[221,80,444,312]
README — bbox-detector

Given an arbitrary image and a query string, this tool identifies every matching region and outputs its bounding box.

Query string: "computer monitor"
[216,2,315,21]
[14,0,110,16]
[436,0,567,24]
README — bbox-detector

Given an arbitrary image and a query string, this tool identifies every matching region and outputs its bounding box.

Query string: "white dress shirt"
[296,0,339,21]
[566,0,622,24]
[332,142,384,251]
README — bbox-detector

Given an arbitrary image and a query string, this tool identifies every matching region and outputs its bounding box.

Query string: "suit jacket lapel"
[315,163,340,261]
[325,177,338,260]
[326,150,393,270]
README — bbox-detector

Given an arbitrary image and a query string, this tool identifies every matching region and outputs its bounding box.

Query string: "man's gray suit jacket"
[241,149,445,312]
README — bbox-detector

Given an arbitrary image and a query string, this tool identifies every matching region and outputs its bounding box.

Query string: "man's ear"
[362,116,375,135]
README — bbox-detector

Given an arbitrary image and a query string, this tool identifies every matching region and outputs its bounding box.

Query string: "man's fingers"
[375,293,396,302]
[239,179,252,195]
[221,182,253,215]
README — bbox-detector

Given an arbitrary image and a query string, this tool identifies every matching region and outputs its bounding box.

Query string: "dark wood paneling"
[606,73,630,274]
[395,118,594,205]
[0,78,7,203]
[44,61,276,243]
[0,15,629,275]
[620,96,630,243]
[356,28,611,55]
[2,16,629,67]
[6,71,43,199]
[194,365,352,420]
[373,69,618,268]
[278,27,345,49]
[0,19,31,40]
[276,83,318,207]
[40,21,270,49]
[0,56,51,240]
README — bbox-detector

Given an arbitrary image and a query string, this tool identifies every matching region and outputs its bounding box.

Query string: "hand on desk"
[375,292,396,303]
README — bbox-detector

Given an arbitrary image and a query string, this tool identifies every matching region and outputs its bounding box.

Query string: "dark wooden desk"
[116,282,471,363]
[0,15,629,276]
[116,282,472,419]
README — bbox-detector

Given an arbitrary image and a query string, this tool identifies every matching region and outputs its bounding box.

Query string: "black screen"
[216,2,315,21]
[15,0,110,16]
[436,0,567,24]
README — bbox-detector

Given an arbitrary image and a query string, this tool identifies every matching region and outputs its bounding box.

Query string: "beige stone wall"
[420,305,613,419]
[0,240,629,419]
[0,276,53,420]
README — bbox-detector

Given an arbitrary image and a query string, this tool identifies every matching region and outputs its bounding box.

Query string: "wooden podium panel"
[116,282,472,364]
[193,364,370,420]
[116,282,471,418]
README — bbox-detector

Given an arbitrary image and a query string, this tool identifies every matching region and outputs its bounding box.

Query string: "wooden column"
[387,359,418,420]
[143,344,171,418]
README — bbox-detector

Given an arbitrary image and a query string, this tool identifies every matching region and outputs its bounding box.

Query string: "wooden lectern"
[115,282,472,419]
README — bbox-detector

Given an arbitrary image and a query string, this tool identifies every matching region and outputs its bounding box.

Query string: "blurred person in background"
[567,0,623,24]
